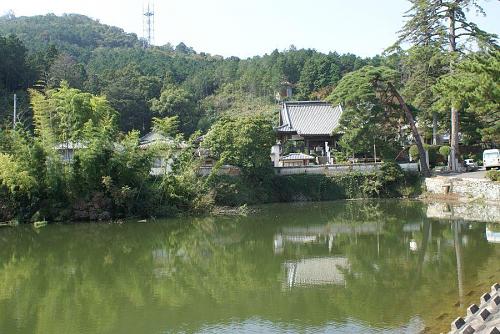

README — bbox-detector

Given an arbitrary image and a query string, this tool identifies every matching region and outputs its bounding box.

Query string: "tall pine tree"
[394,0,497,169]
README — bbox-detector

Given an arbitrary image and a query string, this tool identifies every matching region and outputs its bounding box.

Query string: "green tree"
[297,54,342,99]
[99,64,161,132]
[30,82,117,145]
[202,115,275,177]
[433,50,499,144]
[0,34,32,90]
[152,116,180,137]
[150,84,198,135]
[328,66,431,176]
[395,0,498,166]
[439,145,451,164]
[400,45,449,144]
[47,53,87,89]
[328,66,402,157]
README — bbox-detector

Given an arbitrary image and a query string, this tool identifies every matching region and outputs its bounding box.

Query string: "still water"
[0,200,499,334]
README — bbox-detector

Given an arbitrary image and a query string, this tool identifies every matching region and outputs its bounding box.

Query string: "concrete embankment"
[425,176,500,203]
[448,283,500,334]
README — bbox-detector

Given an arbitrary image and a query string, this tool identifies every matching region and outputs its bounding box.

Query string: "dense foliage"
[394,0,498,163]
[0,5,497,222]
[328,66,401,157]
[202,115,275,177]
[433,50,500,143]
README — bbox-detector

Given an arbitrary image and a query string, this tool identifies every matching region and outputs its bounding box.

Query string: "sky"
[1,0,499,58]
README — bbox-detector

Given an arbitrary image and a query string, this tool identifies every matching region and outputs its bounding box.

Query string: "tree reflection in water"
[0,200,498,334]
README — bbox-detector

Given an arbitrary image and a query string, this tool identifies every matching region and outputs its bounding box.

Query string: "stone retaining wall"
[425,176,500,202]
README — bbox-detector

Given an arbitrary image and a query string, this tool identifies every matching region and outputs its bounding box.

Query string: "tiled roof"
[141,132,163,143]
[277,101,343,136]
[139,132,173,146]
[281,153,315,161]
[139,131,191,149]
[54,142,87,150]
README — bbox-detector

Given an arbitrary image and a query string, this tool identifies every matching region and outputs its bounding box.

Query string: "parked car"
[483,149,500,170]
[463,159,478,171]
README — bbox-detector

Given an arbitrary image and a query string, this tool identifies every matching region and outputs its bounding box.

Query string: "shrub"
[271,166,423,202]
[271,173,381,202]
[332,150,349,163]
[426,145,441,167]
[439,145,451,158]
[486,170,500,182]
[378,161,405,195]
[409,145,443,166]
[210,176,251,206]
[409,145,419,161]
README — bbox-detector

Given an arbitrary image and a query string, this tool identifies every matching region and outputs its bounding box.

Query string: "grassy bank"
[1,170,423,224]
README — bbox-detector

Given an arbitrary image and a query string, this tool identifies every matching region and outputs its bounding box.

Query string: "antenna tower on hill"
[142,1,155,48]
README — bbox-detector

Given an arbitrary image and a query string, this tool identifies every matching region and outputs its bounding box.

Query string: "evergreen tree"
[433,50,500,144]
[395,0,498,168]
[329,66,431,176]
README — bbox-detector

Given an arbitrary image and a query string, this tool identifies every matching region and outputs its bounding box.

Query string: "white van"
[483,149,500,170]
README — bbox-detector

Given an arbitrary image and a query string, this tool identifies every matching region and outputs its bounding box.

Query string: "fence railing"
[198,165,241,176]
[274,162,419,176]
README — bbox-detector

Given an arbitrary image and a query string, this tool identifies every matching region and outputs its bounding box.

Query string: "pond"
[0,200,499,334]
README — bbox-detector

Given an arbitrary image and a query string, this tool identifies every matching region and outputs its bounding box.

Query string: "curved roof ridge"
[277,101,343,136]
[284,100,330,105]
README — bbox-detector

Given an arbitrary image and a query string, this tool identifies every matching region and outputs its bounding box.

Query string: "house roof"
[139,132,189,149]
[54,141,124,152]
[54,142,87,150]
[280,153,315,161]
[277,101,343,136]
[139,132,174,148]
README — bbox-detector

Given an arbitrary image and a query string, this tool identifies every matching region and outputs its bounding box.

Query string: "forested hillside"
[0,13,141,60]
[0,13,382,134]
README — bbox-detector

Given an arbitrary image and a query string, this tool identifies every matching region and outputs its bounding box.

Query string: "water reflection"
[0,200,499,334]
[486,224,500,244]
[426,202,500,223]
[285,257,350,288]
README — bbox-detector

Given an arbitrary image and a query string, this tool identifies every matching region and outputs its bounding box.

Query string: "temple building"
[273,101,343,166]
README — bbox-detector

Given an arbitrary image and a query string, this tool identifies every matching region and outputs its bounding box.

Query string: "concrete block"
[489,327,500,334]
[453,317,466,331]
[480,309,491,321]
[468,304,480,316]
[460,325,475,334]
[482,293,492,304]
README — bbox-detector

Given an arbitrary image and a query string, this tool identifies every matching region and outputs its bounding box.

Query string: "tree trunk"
[450,105,459,168]
[388,82,431,177]
[448,5,460,170]
[432,112,438,145]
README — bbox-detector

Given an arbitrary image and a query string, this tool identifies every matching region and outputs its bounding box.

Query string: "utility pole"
[13,94,17,129]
